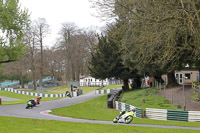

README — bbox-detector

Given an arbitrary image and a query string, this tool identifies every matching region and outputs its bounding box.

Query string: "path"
[0,90,200,130]
[161,85,200,111]
[0,96,20,101]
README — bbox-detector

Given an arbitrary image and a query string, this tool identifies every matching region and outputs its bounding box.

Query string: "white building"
[79,76,109,87]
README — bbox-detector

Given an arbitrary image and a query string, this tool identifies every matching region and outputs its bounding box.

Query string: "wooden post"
[164,85,166,98]
[152,79,154,88]
[156,81,158,90]
[171,89,173,104]
[184,96,186,111]
[159,83,161,95]
[142,109,145,118]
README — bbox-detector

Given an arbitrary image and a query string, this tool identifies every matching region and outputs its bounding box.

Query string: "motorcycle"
[25,100,33,109]
[66,91,72,98]
[113,110,136,124]
[34,96,42,105]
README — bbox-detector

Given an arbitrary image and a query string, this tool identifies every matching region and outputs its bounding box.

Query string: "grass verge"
[0,116,198,133]
[101,84,123,90]
[24,86,100,94]
[51,95,200,128]
[120,88,180,110]
[0,91,61,105]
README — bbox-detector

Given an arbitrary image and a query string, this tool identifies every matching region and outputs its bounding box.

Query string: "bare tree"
[57,23,98,82]
[33,18,50,88]
[23,26,40,90]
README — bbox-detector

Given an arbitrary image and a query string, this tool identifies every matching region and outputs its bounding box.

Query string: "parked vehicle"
[113,109,136,124]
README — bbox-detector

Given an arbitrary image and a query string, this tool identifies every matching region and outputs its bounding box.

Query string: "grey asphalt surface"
[0,90,200,131]
[0,96,20,101]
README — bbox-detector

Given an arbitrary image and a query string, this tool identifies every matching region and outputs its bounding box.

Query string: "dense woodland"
[1,0,200,91]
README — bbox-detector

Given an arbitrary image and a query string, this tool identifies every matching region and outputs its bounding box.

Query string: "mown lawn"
[51,95,200,128]
[0,91,61,105]
[0,116,198,133]
[120,88,180,110]
[24,86,100,94]
[51,95,119,121]
[101,84,123,90]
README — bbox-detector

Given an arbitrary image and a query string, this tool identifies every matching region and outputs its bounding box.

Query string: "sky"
[19,0,106,47]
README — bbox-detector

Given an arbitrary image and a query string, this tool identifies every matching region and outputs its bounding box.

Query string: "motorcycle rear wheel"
[125,116,133,124]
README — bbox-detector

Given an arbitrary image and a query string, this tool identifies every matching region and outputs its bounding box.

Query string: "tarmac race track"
[0,91,200,131]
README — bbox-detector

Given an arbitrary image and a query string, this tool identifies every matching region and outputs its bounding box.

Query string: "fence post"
[171,89,173,104]
[0,98,2,105]
[184,96,186,110]
[164,85,166,98]
[159,83,162,94]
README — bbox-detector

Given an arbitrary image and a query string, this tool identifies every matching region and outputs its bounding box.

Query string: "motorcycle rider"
[117,109,136,119]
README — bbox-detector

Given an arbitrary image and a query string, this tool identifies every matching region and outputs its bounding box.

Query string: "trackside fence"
[146,108,200,122]
[114,102,200,122]
[115,101,143,118]
[0,88,82,98]
[95,89,113,94]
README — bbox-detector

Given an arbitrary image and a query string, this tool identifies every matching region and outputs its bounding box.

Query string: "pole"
[164,85,166,98]
[182,76,185,110]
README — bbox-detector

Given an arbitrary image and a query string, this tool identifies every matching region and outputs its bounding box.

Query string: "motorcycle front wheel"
[125,116,133,124]
[113,117,118,123]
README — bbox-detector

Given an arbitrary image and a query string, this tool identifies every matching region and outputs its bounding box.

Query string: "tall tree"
[24,25,39,90]
[89,31,134,90]
[33,18,50,88]
[0,0,29,64]
[92,0,200,86]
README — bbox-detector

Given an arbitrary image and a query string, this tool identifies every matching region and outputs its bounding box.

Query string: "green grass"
[24,86,100,94]
[120,88,179,110]
[23,84,123,95]
[0,116,198,133]
[81,86,100,93]
[51,95,119,121]
[0,91,61,105]
[101,84,123,90]
[51,95,200,128]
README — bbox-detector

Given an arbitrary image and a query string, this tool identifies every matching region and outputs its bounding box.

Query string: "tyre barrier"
[107,89,122,109]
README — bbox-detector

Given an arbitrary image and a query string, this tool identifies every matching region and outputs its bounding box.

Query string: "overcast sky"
[19,0,106,47]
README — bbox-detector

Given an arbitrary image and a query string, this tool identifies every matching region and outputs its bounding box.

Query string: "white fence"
[146,108,167,121]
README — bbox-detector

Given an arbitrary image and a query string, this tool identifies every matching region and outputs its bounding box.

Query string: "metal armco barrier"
[167,110,188,122]
[146,108,200,122]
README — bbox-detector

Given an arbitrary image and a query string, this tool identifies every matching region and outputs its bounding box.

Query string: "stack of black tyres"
[107,89,122,108]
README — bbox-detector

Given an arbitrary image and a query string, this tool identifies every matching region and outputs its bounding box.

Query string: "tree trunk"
[167,71,177,87]
[20,72,24,88]
[76,66,80,81]
[72,62,75,80]
[32,67,37,90]
[123,79,129,91]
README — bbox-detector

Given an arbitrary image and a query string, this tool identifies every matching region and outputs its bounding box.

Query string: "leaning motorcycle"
[25,100,33,109]
[34,96,42,105]
[66,91,72,98]
[113,110,136,124]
